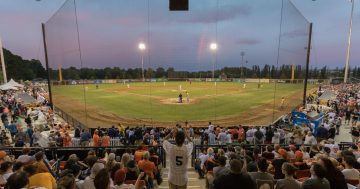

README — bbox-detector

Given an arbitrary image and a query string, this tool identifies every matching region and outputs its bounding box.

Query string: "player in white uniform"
[163,126,193,189]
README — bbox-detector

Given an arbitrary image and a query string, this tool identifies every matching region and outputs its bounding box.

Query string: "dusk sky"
[0,0,359,71]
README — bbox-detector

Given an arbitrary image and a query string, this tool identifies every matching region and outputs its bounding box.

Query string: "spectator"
[138,151,155,188]
[318,157,347,189]
[82,162,105,189]
[213,159,256,189]
[134,145,145,163]
[114,168,145,189]
[163,127,193,189]
[301,164,330,189]
[93,130,100,147]
[63,132,72,147]
[125,160,139,180]
[120,153,131,168]
[304,131,317,145]
[16,147,32,164]
[80,129,91,147]
[24,164,57,189]
[341,155,360,180]
[249,158,274,183]
[101,133,110,147]
[254,127,264,144]
[58,172,76,189]
[0,161,13,185]
[94,168,110,189]
[33,151,49,173]
[316,125,329,142]
[213,156,229,179]
[5,171,29,189]
[269,149,288,179]
[275,163,300,189]
[272,129,280,144]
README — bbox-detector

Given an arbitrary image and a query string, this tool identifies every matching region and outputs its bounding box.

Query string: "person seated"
[83,162,105,189]
[114,168,145,189]
[301,164,330,189]
[125,160,140,181]
[293,151,309,170]
[5,171,29,189]
[24,164,57,189]
[341,155,360,180]
[249,158,274,183]
[275,163,301,189]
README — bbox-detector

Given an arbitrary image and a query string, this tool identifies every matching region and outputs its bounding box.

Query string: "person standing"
[163,126,193,189]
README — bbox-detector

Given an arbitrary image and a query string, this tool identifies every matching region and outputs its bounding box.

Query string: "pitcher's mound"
[160,98,197,105]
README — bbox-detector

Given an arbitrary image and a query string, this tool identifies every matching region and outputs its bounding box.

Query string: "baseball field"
[52,81,314,128]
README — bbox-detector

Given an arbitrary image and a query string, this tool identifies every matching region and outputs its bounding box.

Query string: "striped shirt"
[163,140,193,186]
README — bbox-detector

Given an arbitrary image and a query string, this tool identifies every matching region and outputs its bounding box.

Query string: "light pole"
[210,42,217,81]
[138,42,146,82]
[0,37,7,83]
[344,0,355,83]
[240,51,245,82]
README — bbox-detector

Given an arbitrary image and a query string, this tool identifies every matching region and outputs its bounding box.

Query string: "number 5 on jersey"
[176,156,183,166]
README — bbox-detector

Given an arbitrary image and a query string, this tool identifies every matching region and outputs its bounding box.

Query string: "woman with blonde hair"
[120,153,130,168]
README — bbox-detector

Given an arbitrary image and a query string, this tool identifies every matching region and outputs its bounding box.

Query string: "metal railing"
[2,145,166,168]
[53,106,87,130]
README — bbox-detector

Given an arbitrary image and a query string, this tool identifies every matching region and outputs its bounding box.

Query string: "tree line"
[3,48,360,81]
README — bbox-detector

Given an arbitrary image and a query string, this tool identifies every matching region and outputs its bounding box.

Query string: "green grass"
[52,81,310,122]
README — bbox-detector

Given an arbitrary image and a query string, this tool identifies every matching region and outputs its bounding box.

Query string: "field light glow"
[210,43,217,50]
[138,43,146,50]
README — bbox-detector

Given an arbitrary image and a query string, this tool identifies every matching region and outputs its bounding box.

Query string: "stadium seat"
[294,169,311,179]
[346,179,359,186]
[256,179,274,189]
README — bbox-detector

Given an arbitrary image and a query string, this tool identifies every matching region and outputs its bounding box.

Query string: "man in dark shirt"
[213,159,256,189]
[316,125,328,141]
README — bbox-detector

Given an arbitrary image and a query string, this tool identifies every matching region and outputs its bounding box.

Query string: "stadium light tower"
[210,42,217,81]
[0,37,7,83]
[344,0,355,83]
[138,42,146,82]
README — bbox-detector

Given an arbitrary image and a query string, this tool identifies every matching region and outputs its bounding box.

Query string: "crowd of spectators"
[0,83,359,189]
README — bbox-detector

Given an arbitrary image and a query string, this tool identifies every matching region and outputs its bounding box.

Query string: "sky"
[0,0,359,71]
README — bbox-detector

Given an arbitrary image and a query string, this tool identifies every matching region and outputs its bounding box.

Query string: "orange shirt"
[28,172,56,189]
[102,136,110,147]
[33,161,49,173]
[138,159,155,179]
[93,134,100,146]
[134,150,144,162]
[63,135,71,147]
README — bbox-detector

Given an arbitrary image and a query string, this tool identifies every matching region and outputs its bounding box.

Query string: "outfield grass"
[52,81,312,126]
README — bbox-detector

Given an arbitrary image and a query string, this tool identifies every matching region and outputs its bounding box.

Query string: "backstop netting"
[44,0,311,128]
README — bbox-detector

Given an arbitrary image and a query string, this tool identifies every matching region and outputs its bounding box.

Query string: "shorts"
[169,182,187,189]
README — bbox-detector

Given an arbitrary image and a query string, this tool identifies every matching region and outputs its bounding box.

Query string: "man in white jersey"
[163,126,193,189]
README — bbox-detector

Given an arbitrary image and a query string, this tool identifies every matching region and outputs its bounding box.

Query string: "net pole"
[42,23,54,107]
[303,23,313,107]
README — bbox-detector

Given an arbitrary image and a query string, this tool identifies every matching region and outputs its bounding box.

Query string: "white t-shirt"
[342,168,360,180]
[163,140,193,186]
[304,135,317,145]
